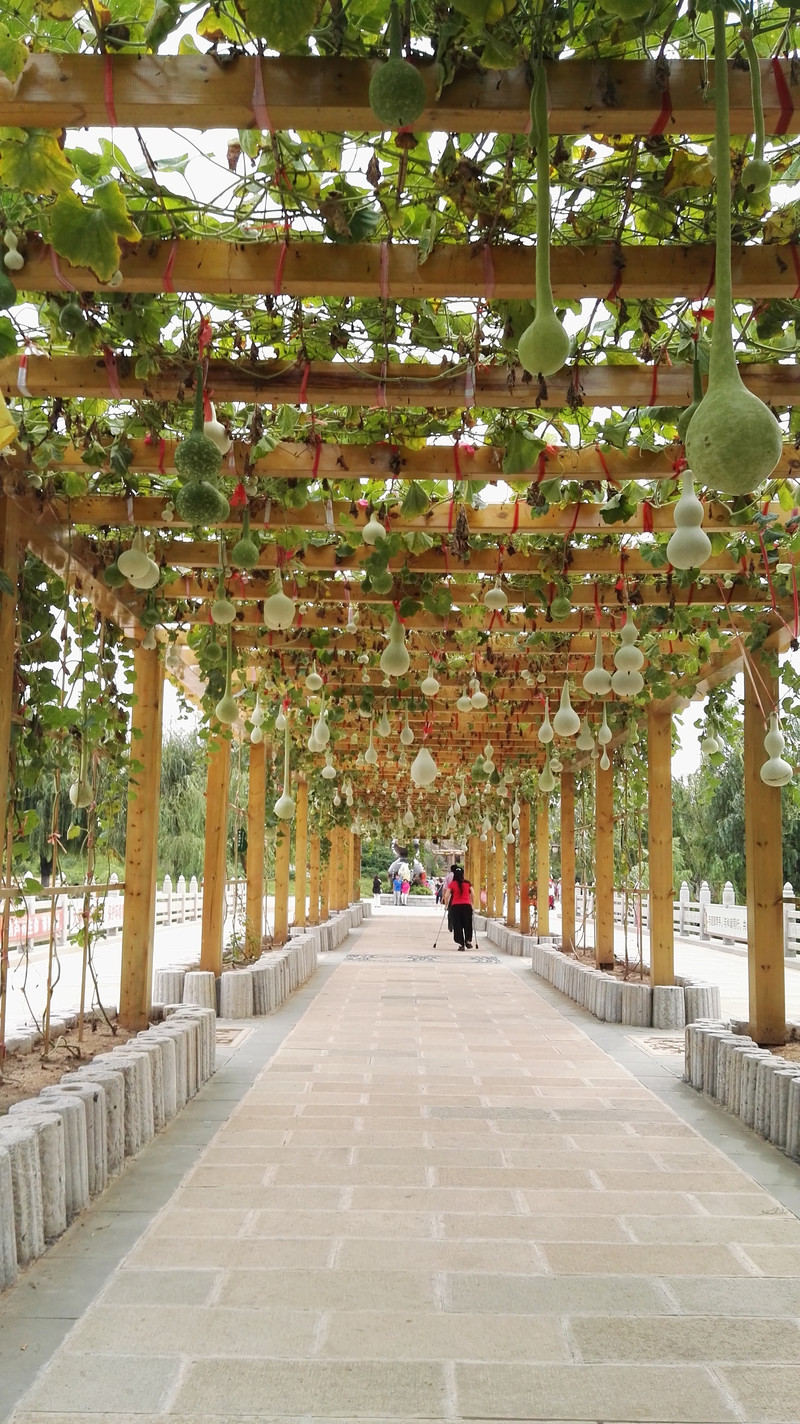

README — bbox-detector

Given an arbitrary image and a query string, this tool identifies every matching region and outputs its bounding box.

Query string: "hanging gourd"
[599,748,611,771]
[275,705,287,732]
[760,712,793,787]
[403,805,414,828]
[552,679,580,737]
[611,615,645,698]
[456,686,473,713]
[576,718,596,752]
[379,612,410,678]
[684,3,782,495]
[3,230,23,272]
[538,761,556,794]
[251,694,264,730]
[550,589,573,621]
[700,732,719,756]
[305,660,324,692]
[69,744,93,809]
[400,714,414,746]
[377,701,392,738]
[231,506,260,570]
[313,696,330,748]
[597,706,613,747]
[582,632,613,698]
[273,716,295,821]
[549,753,563,775]
[368,0,426,129]
[176,366,223,483]
[263,569,296,630]
[362,511,386,546]
[517,60,571,379]
[117,530,160,590]
[482,742,495,773]
[215,631,238,726]
[666,469,712,571]
[364,722,379,765]
[677,358,704,444]
[210,571,237,626]
[420,664,440,697]
[203,400,231,455]
[740,26,772,197]
[410,745,438,787]
[321,750,337,780]
[537,696,554,745]
[470,679,488,710]
[483,578,507,612]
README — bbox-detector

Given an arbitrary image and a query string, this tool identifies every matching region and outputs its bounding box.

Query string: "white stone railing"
[574,881,800,959]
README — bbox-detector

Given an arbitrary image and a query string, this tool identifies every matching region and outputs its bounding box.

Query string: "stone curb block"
[685,1020,800,1163]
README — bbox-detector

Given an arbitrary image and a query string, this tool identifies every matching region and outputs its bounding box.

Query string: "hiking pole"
[432,903,448,949]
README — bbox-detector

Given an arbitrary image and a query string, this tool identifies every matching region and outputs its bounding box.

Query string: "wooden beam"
[560,773,576,953]
[273,820,291,945]
[294,776,308,928]
[594,758,615,968]
[200,733,231,974]
[3,356,797,411]
[308,833,321,926]
[245,736,266,956]
[17,497,142,639]
[3,53,795,137]
[647,703,675,987]
[18,234,800,302]
[518,803,531,936]
[745,653,785,1045]
[536,799,550,937]
[33,439,800,493]
[119,646,164,1030]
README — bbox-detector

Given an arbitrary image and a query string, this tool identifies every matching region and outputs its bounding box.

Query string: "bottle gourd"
[517,61,571,379]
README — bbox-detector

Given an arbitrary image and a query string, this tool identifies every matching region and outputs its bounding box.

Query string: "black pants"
[451,903,473,948]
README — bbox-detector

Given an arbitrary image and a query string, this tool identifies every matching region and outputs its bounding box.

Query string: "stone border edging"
[685,1019,800,1159]
[478,917,721,1028]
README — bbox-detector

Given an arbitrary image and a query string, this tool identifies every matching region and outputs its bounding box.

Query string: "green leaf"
[49,183,141,282]
[398,596,421,618]
[0,128,73,195]
[239,0,319,49]
[401,482,430,517]
[67,822,83,840]
[0,25,27,84]
[0,316,16,359]
[502,428,544,476]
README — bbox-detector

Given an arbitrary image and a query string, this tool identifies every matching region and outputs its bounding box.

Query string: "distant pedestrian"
[392,873,402,905]
[445,867,474,951]
[401,878,410,905]
[372,873,382,906]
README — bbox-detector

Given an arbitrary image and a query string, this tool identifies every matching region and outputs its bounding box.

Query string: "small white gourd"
[305,661,324,692]
[483,578,507,612]
[275,706,287,732]
[538,761,556,793]
[364,723,379,765]
[597,706,612,747]
[273,717,295,820]
[203,402,231,455]
[666,469,712,571]
[117,529,151,582]
[576,718,595,752]
[379,612,410,678]
[700,733,719,756]
[552,679,580,738]
[600,749,611,771]
[263,570,296,631]
[362,512,387,546]
[760,712,793,787]
[410,745,438,786]
[583,631,613,697]
[250,725,263,745]
[400,715,414,746]
[456,687,473,713]
[470,681,488,710]
[210,571,237,625]
[321,751,337,780]
[251,694,264,728]
[403,806,414,828]
[377,702,392,738]
[613,617,644,673]
[420,664,440,697]
[537,696,554,745]
[3,231,23,272]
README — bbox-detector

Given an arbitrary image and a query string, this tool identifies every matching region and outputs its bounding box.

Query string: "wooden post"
[494,832,504,919]
[245,737,266,955]
[745,655,785,1043]
[199,732,231,974]
[519,801,531,935]
[352,833,361,903]
[346,829,355,906]
[294,776,308,926]
[328,826,341,911]
[505,831,516,927]
[560,773,576,952]
[486,835,495,917]
[0,497,19,849]
[647,704,674,986]
[536,799,550,937]
[595,758,615,967]
[338,828,349,909]
[120,646,165,1029]
[309,833,321,924]
[274,819,291,945]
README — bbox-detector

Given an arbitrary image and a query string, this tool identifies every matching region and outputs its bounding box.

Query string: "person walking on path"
[445,866,474,951]
[401,877,410,906]
[372,873,382,906]
[392,872,402,905]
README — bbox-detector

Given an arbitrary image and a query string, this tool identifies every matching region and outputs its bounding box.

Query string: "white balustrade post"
[721,879,735,946]
[679,880,690,935]
[177,874,186,923]
[784,881,794,959]
[189,874,199,920]
[163,874,172,925]
[698,880,711,939]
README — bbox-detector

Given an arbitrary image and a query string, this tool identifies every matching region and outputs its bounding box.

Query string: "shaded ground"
[0,1020,131,1115]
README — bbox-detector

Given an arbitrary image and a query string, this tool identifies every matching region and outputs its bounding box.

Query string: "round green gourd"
[203,639,225,667]
[231,505,260,570]
[175,365,223,482]
[550,594,572,620]
[517,62,571,379]
[370,567,394,595]
[741,156,772,196]
[685,3,782,497]
[103,559,127,589]
[0,271,16,310]
[598,0,652,16]
[368,1,425,129]
[739,28,772,200]
[175,478,225,525]
[59,299,85,335]
[677,357,703,443]
[140,599,161,628]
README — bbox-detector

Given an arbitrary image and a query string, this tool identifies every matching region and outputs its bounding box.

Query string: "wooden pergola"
[0,3,796,1047]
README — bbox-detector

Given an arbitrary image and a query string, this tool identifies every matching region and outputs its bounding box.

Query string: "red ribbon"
[447,499,455,531]
[230,481,248,508]
[202,389,213,421]
[298,361,311,405]
[593,583,602,624]
[103,54,118,127]
[252,53,275,133]
[482,244,496,300]
[642,500,654,534]
[310,434,322,479]
[648,82,673,137]
[274,238,288,296]
[511,500,520,534]
[162,239,178,293]
[102,346,122,398]
[772,58,795,136]
[379,241,390,300]
[49,247,77,292]
[197,316,213,357]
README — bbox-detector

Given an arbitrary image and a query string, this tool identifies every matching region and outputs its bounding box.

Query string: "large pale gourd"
[400,715,414,746]
[684,3,782,495]
[552,680,580,738]
[538,761,556,794]
[582,632,612,697]
[377,703,391,737]
[456,687,473,713]
[263,570,295,631]
[364,723,379,765]
[410,745,438,787]
[210,572,237,626]
[760,712,793,787]
[362,512,386,546]
[666,469,712,570]
[517,62,571,379]
[380,612,409,678]
[273,717,295,820]
[483,578,507,612]
[576,718,596,752]
[420,664,440,697]
[537,696,554,745]
[368,0,426,129]
[305,660,323,692]
[117,530,153,585]
[611,621,645,698]
[215,632,238,725]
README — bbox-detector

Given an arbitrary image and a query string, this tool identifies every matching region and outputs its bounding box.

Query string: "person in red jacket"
[444,866,474,951]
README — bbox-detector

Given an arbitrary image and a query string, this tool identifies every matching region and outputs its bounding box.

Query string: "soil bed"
[0,1020,131,1116]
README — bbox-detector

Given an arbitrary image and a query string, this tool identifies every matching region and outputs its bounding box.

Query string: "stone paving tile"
[19,1355,179,1413]
[217,1268,438,1311]
[319,1309,569,1362]
[663,1276,800,1314]
[445,1273,672,1316]
[539,1243,752,1276]
[170,1359,449,1416]
[719,1365,800,1421]
[453,1362,738,1421]
[727,1243,800,1274]
[101,1268,220,1306]
[63,1303,320,1357]
[572,1314,800,1362]
[622,1214,800,1245]
[125,1234,335,1269]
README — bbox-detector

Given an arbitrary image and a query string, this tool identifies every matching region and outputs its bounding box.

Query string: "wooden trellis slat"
[4,356,796,409]
[17,236,800,302]
[52,492,789,536]
[28,438,800,486]
[1,54,796,137]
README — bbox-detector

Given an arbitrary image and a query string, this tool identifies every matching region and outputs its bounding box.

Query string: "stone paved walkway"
[4,910,800,1422]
